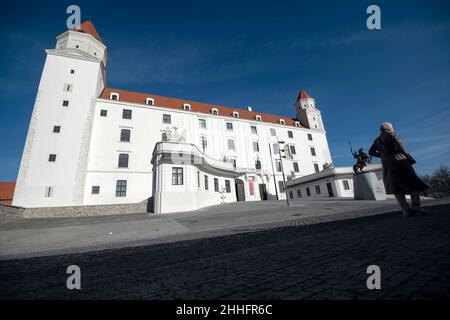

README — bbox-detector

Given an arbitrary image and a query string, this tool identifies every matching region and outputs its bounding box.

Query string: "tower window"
[91,186,100,194]
[288,131,293,138]
[53,126,61,133]
[100,110,107,117]
[115,180,127,197]
[118,153,129,168]
[163,114,171,124]
[62,100,69,107]
[122,109,132,120]
[45,186,53,197]
[48,154,57,162]
[70,69,75,74]
[120,129,131,142]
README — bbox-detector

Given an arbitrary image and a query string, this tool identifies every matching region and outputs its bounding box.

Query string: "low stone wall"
[0,205,25,224]
[0,198,152,222]
[23,198,151,219]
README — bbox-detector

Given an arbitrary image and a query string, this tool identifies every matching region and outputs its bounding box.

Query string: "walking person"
[369,122,428,217]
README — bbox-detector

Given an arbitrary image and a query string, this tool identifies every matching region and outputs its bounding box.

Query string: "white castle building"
[13,21,333,213]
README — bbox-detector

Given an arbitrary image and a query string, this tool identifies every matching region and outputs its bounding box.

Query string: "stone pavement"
[0,202,449,299]
[0,198,438,259]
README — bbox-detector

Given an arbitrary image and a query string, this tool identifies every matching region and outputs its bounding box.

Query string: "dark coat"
[369,131,428,195]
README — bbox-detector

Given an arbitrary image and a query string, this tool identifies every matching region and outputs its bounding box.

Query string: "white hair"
[380,122,394,133]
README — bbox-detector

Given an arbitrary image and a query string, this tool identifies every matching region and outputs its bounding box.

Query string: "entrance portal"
[235,179,246,201]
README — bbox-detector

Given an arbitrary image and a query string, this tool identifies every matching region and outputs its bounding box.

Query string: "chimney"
[247,106,253,111]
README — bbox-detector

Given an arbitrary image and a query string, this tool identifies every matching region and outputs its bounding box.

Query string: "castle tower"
[13,21,108,207]
[295,89,325,131]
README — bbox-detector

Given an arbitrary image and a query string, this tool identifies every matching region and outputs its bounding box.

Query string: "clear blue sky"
[0,0,449,181]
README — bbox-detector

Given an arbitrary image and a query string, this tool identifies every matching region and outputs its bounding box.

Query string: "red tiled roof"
[99,88,305,127]
[297,89,311,101]
[72,21,103,43]
[0,182,15,201]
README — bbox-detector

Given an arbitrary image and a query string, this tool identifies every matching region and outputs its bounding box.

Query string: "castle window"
[308,133,313,141]
[118,153,129,168]
[163,114,171,124]
[115,180,127,197]
[290,145,296,155]
[122,109,132,120]
[251,125,258,135]
[110,93,120,100]
[289,191,294,199]
[232,111,239,118]
[183,104,191,111]
[146,98,154,106]
[253,141,259,152]
[214,178,219,192]
[100,110,107,117]
[270,128,276,136]
[310,147,316,156]
[70,69,75,74]
[297,189,302,198]
[225,180,231,193]
[162,132,168,141]
[63,84,72,92]
[255,160,262,170]
[198,119,207,129]
[306,187,311,196]
[279,119,285,125]
[343,180,350,190]
[315,185,321,195]
[288,131,293,138]
[276,160,282,172]
[273,143,279,154]
[204,175,209,190]
[314,163,320,173]
[172,168,184,185]
[278,181,285,193]
[226,122,233,131]
[91,186,100,195]
[120,129,131,142]
[62,100,69,107]
[200,136,208,152]
[53,126,61,133]
[295,121,300,127]
[227,139,235,151]
[211,108,219,115]
[293,162,299,172]
[255,115,262,121]
[45,186,53,197]
[48,154,57,162]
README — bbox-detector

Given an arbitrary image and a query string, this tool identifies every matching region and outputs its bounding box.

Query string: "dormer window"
[146,98,154,106]
[232,111,239,118]
[255,115,262,121]
[110,93,120,101]
[211,108,219,115]
[183,104,191,111]
[279,119,285,125]
[295,121,301,127]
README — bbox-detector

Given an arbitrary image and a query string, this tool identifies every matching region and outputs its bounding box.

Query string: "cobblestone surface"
[1,204,449,300]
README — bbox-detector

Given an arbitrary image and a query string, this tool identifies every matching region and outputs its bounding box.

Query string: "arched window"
[279,119,285,125]
[120,129,131,142]
[211,108,219,115]
[255,115,262,121]
[183,104,191,111]
[295,121,301,127]
[232,111,239,118]
[255,160,262,170]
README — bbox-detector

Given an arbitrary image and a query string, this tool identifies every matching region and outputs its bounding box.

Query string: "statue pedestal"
[353,172,386,200]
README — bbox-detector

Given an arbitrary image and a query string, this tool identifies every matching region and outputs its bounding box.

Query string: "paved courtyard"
[0,201,449,299]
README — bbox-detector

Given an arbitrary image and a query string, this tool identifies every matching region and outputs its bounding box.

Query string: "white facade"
[13,22,334,213]
[286,164,384,200]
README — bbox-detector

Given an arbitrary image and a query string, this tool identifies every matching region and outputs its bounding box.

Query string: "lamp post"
[278,140,290,207]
